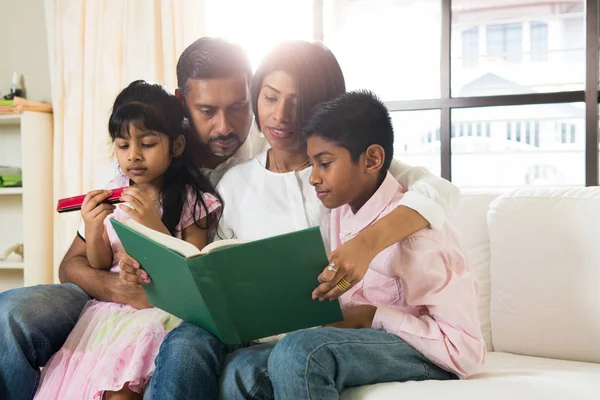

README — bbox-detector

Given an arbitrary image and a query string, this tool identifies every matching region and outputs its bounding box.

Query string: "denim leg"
[219,342,276,400]
[0,283,90,400]
[268,327,457,400]
[147,322,241,400]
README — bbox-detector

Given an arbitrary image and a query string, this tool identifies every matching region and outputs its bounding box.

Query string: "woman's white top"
[215,150,460,241]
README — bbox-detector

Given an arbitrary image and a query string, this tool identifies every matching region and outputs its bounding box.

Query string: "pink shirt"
[323,173,486,378]
[101,175,221,272]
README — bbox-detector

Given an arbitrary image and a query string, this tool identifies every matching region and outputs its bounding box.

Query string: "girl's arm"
[81,190,116,269]
[182,217,210,250]
[86,230,113,269]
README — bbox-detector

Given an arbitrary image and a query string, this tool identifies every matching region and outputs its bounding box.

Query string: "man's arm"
[59,236,152,309]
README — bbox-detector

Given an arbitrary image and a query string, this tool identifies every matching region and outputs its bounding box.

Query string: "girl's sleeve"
[179,188,222,230]
[388,159,461,230]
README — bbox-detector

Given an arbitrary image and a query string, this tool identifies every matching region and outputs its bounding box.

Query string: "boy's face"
[307,136,367,210]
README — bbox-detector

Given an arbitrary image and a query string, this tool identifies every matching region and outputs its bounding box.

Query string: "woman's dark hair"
[251,41,346,133]
[108,80,221,235]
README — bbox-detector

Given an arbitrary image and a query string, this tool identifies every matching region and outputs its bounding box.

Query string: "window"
[530,22,548,62]
[323,0,441,101]
[462,27,479,67]
[486,23,523,63]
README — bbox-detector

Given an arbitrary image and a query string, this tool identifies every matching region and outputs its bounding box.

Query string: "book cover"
[110,219,343,344]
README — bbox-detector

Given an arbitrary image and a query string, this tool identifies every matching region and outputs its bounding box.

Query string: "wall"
[0,0,51,103]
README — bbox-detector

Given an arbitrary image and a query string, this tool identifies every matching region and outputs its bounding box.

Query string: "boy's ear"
[364,145,385,175]
[172,135,186,158]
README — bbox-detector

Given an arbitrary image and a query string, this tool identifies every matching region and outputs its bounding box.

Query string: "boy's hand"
[81,190,116,240]
[119,187,166,233]
[327,305,377,329]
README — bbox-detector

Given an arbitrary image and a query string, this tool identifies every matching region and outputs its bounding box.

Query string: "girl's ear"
[364,144,385,175]
[172,135,186,158]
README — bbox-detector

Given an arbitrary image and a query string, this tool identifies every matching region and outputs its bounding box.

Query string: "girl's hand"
[312,235,376,301]
[81,190,116,240]
[119,187,167,233]
[327,305,377,329]
[118,256,151,286]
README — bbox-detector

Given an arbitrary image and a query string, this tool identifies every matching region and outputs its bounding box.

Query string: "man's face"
[183,74,252,157]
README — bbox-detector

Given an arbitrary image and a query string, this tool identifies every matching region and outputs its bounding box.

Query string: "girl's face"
[257,70,300,151]
[114,123,182,187]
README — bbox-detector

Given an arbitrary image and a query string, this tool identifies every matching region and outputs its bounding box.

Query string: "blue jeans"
[144,323,242,400]
[0,283,90,400]
[219,327,457,400]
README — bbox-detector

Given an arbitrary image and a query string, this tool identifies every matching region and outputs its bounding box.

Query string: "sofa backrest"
[449,191,500,351]
[487,188,600,363]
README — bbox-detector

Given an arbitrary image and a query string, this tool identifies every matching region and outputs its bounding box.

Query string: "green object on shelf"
[0,174,22,187]
[0,99,14,106]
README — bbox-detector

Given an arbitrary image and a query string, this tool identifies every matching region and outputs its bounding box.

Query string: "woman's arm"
[313,161,461,300]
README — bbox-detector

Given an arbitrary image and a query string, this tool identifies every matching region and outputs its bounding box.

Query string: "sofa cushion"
[449,191,500,351]
[488,188,600,363]
[341,352,600,399]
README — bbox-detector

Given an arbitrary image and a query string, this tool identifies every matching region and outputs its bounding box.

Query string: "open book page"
[120,219,247,258]
[120,219,201,258]
[199,239,248,255]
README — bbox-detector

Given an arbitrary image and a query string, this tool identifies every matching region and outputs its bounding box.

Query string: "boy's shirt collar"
[336,172,401,238]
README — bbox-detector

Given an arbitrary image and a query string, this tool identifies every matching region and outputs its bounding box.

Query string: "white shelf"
[0,114,21,126]
[0,187,23,195]
[0,260,24,270]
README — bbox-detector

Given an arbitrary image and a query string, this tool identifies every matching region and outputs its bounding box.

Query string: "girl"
[34,80,221,400]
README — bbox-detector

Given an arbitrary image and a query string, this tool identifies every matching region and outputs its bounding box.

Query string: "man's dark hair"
[176,37,252,96]
[302,90,394,176]
[251,41,346,132]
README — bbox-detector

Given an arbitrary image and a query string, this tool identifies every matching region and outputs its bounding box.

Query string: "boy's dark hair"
[251,41,346,132]
[302,90,394,176]
[109,80,222,234]
[177,37,252,97]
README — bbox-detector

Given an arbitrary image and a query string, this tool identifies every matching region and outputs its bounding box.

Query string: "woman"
[214,41,463,399]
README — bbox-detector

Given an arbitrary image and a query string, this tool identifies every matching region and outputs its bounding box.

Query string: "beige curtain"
[45,0,207,280]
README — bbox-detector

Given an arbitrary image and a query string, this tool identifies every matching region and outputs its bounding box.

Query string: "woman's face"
[257,70,299,151]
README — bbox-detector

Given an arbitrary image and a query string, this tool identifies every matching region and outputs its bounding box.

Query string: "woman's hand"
[312,234,376,301]
[119,187,168,234]
[81,190,116,240]
[327,305,377,329]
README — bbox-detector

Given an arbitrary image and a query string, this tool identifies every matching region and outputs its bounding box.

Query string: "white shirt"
[215,150,461,242]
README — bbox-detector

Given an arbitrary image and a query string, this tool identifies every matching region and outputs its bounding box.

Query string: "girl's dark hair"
[251,41,346,133]
[108,80,221,235]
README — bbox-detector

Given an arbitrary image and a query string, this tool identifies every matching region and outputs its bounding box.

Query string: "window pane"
[324,0,440,101]
[451,103,585,189]
[390,110,441,177]
[451,0,584,97]
[205,0,313,70]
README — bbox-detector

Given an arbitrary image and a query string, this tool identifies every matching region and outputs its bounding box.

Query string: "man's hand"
[119,187,167,234]
[82,190,116,240]
[312,235,376,301]
[327,305,377,329]
[114,252,153,309]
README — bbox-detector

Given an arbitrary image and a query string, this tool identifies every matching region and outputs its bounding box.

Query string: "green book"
[110,219,343,344]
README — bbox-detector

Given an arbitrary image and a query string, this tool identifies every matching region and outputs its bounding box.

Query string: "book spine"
[192,256,241,345]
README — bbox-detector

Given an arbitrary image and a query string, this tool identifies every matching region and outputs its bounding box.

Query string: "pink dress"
[34,175,221,399]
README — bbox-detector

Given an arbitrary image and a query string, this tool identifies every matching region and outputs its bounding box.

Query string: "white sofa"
[343,188,600,399]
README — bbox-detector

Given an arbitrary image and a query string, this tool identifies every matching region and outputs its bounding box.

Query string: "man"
[0,37,264,400]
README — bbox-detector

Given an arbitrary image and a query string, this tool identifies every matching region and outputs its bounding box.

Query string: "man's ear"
[364,145,385,175]
[175,89,186,108]
[172,135,186,158]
